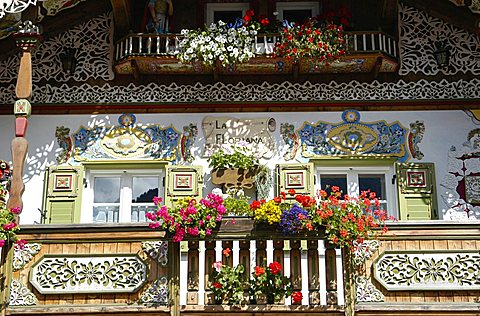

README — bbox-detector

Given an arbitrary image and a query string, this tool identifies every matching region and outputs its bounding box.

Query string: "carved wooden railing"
[114,31,398,62]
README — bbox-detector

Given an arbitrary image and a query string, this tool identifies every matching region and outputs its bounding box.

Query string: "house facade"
[0,0,479,315]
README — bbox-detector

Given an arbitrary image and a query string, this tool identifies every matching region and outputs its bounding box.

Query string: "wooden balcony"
[113,32,399,77]
[5,220,479,316]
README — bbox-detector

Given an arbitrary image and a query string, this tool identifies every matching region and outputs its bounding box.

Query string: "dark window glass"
[132,176,159,203]
[320,174,347,196]
[214,10,243,24]
[283,9,312,24]
[359,174,385,199]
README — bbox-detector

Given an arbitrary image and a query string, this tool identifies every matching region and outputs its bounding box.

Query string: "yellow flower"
[254,200,281,224]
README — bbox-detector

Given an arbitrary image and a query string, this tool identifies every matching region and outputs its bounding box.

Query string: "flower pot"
[255,293,267,305]
[211,168,257,189]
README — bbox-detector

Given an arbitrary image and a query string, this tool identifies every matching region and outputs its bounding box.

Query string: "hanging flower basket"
[211,167,258,189]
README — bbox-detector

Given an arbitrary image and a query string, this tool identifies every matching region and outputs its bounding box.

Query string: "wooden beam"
[110,0,133,39]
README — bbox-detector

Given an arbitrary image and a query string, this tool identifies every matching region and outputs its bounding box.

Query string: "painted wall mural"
[407,121,425,160]
[56,114,187,162]
[399,4,480,76]
[297,110,410,161]
[441,128,480,220]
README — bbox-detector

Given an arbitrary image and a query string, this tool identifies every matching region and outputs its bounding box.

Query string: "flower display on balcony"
[250,260,292,303]
[178,20,257,67]
[208,145,259,170]
[209,251,248,305]
[0,185,26,249]
[274,18,347,64]
[146,195,226,242]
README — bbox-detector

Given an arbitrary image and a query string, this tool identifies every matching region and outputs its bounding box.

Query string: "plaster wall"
[0,110,476,224]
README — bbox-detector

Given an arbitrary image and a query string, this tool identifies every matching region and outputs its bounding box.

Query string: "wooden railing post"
[204,241,215,304]
[343,248,355,316]
[325,241,338,305]
[290,240,302,293]
[308,240,320,305]
[169,241,180,316]
[187,240,199,305]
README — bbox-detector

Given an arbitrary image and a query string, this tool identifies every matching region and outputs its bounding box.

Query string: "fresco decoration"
[138,277,169,305]
[30,255,148,294]
[280,123,300,161]
[180,124,198,163]
[407,120,425,160]
[72,114,181,161]
[13,243,41,272]
[0,13,113,84]
[55,126,73,164]
[441,128,480,220]
[355,276,384,303]
[399,4,480,76]
[38,0,87,21]
[1,79,480,106]
[10,279,38,306]
[374,251,480,290]
[298,110,409,161]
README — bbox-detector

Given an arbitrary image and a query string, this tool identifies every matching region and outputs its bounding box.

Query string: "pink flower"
[3,222,17,231]
[212,261,223,272]
[217,205,226,215]
[152,196,163,205]
[205,228,212,235]
[0,240,5,247]
[149,222,160,229]
[10,207,22,215]
[173,229,186,242]
[145,212,157,221]
[15,239,27,249]
[206,215,211,220]
[216,215,222,221]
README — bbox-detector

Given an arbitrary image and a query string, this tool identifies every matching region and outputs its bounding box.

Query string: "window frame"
[82,168,164,223]
[315,165,397,218]
[275,1,320,22]
[205,3,250,26]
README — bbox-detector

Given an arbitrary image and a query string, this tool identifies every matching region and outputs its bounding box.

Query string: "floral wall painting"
[297,110,410,161]
[202,116,276,159]
[441,128,480,220]
[280,123,300,161]
[180,124,198,163]
[407,121,425,160]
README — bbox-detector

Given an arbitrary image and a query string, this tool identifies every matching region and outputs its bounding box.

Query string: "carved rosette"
[353,240,380,266]
[356,276,384,303]
[142,241,168,265]
[10,279,37,306]
[13,243,41,271]
[138,277,169,305]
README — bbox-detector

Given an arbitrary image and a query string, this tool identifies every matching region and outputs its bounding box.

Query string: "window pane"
[359,174,386,200]
[214,11,242,24]
[283,9,312,24]
[132,177,159,203]
[94,177,120,203]
[320,174,347,196]
[132,205,157,222]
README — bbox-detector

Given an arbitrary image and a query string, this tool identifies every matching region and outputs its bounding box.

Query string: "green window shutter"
[164,165,203,207]
[395,162,437,220]
[276,163,315,198]
[42,165,84,224]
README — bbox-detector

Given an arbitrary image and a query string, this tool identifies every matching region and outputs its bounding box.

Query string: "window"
[316,166,396,217]
[83,169,163,223]
[275,2,320,24]
[206,3,250,25]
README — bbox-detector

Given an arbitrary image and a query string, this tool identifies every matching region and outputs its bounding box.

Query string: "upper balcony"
[113,31,399,78]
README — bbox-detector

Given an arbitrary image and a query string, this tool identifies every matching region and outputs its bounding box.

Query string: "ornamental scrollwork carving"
[138,277,169,305]
[353,240,380,266]
[30,255,148,294]
[280,123,299,161]
[356,276,384,303]
[13,243,41,271]
[407,121,425,160]
[374,251,480,290]
[1,79,480,106]
[399,4,480,76]
[142,241,168,265]
[55,126,73,164]
[10,279,37,306]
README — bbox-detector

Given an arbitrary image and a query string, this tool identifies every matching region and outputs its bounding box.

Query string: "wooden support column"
[325,241,338,305]
[170,241,180,316]
[239,240,250,278]
[222,240,233,266]
[255,239,267,265]
[290,240,302,292]
[187,240,199,305]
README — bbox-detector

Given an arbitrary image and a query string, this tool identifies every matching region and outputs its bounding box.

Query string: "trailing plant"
[208,146,258,170]
[223,188,251,216]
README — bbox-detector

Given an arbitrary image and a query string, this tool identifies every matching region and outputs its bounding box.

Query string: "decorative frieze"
[142,241,168,265]
[13,243,41,271]
[30,254,147,294]
[10,279,37,306]
[353,240,380,266]
[138,277,169,305]
[374,251,480,291]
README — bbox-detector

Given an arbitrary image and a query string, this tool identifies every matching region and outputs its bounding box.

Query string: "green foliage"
[210,261,248,305]
[223,188,251,216]
[250,260,292,301]
[208,146,259,170]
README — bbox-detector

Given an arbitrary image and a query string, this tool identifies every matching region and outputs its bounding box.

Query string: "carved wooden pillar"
[307,240,320,305]
[255,239,267,265]
[7,22,41,217]
[187,240,199,305]
[325,241,338,305]
[204,241,215,304]
[222,240,233,266]
[239,240,250,278]
[290,240,302,293]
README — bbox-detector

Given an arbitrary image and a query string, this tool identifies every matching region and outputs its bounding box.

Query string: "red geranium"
[292,291,303,303]
[255,266,265,276]
[213,282,222,289]
[268,261,282,275]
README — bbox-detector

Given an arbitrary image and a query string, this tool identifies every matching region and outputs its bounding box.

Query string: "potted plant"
[146,195,226,242]
[209,252,248,305]
[222,188,252,217]
[208,146,259,188]
[250,260,293,304]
